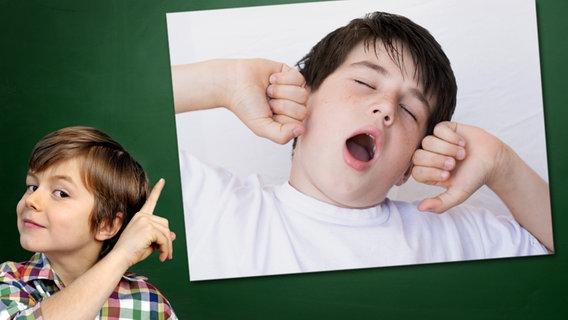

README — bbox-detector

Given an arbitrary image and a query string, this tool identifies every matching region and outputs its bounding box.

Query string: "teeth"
[366,134,376,153]
[346,133,376,162]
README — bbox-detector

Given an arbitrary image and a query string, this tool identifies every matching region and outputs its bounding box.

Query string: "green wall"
[1,0,566,318]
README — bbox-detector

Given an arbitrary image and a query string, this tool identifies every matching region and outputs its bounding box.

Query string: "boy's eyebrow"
[351,61,432,112]
[27,171,76,185]
[51,175,75,183]
[351,61,389,77]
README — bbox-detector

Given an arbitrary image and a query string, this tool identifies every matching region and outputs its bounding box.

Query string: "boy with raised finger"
[0,126,177,319]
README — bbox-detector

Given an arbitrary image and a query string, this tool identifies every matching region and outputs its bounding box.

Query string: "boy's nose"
[25,190,42,211]
[371,103,395,127]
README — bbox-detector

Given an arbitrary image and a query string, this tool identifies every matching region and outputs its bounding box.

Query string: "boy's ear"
[95,212,124,241]
[396,164,413,186]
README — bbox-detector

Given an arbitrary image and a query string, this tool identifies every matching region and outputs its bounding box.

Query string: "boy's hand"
[173,59,308,144]
[411,121,506,213]
[113,179,176,268]
[229,59,308,144]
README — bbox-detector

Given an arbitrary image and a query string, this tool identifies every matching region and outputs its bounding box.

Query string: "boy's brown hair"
[27,126,149,258]
[297,11,457,136]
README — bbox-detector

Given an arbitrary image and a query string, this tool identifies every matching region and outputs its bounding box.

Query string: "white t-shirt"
[180,152,548,281]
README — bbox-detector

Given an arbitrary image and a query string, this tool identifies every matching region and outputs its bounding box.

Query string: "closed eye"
[400,104,417,121]
[354,79,375,90]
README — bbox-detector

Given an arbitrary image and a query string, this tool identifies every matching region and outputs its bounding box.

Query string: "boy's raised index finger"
[140,178,165,215]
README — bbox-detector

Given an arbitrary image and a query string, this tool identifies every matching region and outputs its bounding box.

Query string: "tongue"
[347,139,372,162]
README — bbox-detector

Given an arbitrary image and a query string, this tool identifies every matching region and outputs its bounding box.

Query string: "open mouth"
[346,133,376,162]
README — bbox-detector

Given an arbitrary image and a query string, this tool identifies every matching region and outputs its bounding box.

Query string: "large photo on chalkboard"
[166,0,552,281]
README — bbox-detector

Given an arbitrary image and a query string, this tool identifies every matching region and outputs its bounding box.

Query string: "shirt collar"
[18,252,59,284]
[20,252,148,284]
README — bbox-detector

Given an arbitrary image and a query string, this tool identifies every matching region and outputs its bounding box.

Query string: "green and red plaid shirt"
[0,253,177,319]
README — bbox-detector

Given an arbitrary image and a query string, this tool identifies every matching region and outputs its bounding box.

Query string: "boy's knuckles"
[412,150,430,166]
[411,166,429,179]
[420,136,439,149]
[412,166,445,183]
[273,104,306,120]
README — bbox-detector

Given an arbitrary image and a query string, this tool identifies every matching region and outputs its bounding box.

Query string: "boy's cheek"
[16,197,25,216]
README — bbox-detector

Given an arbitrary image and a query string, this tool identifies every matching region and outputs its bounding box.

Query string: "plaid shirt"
[0,253,177,319]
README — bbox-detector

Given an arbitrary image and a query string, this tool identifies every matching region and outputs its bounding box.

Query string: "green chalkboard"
[1,0,566,319]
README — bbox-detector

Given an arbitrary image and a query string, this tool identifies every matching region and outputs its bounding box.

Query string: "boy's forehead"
[29,157,84,183]
[341,41,437,110]
[345,41,417,79]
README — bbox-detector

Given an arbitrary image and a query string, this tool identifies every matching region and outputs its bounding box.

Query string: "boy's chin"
[19,238,39,253]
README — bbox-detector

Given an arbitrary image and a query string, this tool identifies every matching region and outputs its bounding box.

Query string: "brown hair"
[297,11,457,135]
[28,126,149,258]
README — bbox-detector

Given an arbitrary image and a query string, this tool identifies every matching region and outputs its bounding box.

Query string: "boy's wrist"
[101,247,133,274]
[225,58,268,113]
[485,142,517,197]
[210,59,238,109]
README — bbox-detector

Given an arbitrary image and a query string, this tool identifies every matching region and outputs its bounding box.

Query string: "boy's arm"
[172,59,308,144]
[412,122,553,252]
[38,179,176,320]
